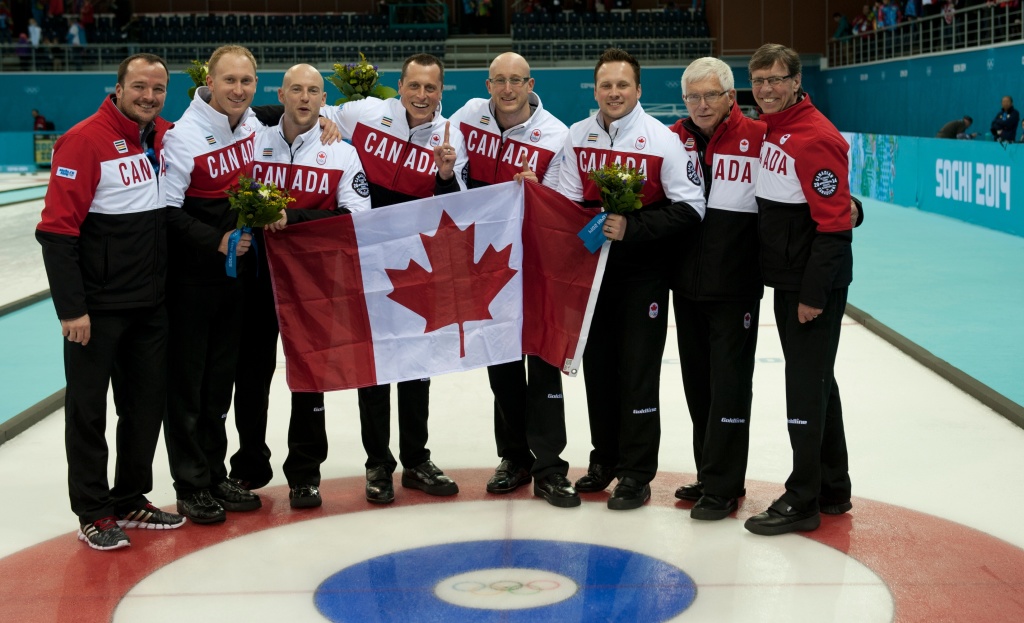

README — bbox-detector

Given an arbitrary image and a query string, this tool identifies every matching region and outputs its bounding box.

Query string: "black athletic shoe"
[117,504,186,530]
[78,516,130,551]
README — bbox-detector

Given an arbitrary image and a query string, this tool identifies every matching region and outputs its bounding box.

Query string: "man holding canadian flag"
[266,168,607,502]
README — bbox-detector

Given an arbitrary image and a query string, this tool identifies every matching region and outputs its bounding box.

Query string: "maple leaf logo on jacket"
[385,210,518,358]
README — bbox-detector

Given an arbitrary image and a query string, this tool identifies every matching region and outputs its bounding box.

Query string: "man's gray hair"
[681,57,734,94]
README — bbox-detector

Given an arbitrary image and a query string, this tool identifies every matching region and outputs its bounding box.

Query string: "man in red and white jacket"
[556,48,706,511]
[745,43,855,537]
[668,57,766,522]
[250,64,371,510]
[320,53,465,505]
[36,53,185,551]
[447,52,578,508]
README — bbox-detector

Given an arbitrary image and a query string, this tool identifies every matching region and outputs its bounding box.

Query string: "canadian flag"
[265,181,608,392]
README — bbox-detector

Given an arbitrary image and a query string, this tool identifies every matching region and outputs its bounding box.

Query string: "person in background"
[832,11,852,37]
[32,108,48,130]
[990,96,1019,142]
[936,115,976,138]
[36,53,186,551]
[447,51,578,508]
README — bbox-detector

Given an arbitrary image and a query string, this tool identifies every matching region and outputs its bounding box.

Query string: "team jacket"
[162,86,260,284]
[36,95,170,318]
[556,102,706,278]
[755,94,852,307]
[323,98,466,207]
[669,101,765,301]
[252,120,372,220]
[447,93,568,189]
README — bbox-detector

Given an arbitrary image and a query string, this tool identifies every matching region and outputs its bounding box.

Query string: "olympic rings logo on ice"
[449,579,562,595]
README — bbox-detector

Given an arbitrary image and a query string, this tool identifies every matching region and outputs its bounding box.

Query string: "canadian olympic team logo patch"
[649,302,659,319]
[317,151,327,165]
[812,169,839,197]
[530,129,542,142]
[686,161,700,186]
[430,134,442,147]
[739,139,750,153]
[635,136,647,150]
[744,312,751,329]
[352,172,370,198]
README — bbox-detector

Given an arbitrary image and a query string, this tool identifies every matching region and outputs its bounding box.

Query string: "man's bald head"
[487,52,535,128]
[278,64,326,140]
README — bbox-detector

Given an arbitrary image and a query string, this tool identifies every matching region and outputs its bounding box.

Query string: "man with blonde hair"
[162,44,263,524]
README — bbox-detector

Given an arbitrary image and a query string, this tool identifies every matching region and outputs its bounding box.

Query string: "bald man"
[248,64,372,508]
[447,52,579,508]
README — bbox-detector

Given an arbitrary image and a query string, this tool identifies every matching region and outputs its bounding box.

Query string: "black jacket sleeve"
[434,172,460,195]
[35,230,88,319]
[286,207,351,225]
[252,105,284,127]
[621,200,703,242]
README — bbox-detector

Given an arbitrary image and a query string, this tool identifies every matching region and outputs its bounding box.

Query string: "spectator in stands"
[80,0,96,42]
[0,2,11,44]
[28,17,41,47]
[990,95,1019,142]
[15,32,31,70]
[936,115,977,138]
[1019,118,1024,142]
[66,15,86,70]
[36,52,186,551]
[878,0,901,26]
[904,0,920,19]
[852,4,876,34]
[833,11,852,37]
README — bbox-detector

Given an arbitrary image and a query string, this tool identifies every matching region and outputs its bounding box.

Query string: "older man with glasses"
[447,52,579,508]
[667,57,766,522]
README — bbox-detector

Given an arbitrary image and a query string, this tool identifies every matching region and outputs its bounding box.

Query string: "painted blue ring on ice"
[314,539,696,622]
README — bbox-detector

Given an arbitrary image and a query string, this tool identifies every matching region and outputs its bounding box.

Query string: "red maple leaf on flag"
[385,210,518,358]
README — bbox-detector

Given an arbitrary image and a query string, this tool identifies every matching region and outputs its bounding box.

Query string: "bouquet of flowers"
[588,163,645,214]
[328,53,398,105]
[226,175,292,230]
[184,60,208,101]
[223,175,291,277]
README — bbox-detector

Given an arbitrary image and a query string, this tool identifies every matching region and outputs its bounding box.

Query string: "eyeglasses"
[750,75,793,87]
[683,91,727,105]
[488,77,530,87]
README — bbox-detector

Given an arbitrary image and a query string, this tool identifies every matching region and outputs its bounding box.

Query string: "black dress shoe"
[229,476,270,491]
[401,460,459,496]
[486,459,532,493]
[690,494,738,520]
[607,477,651,510]
[365,466,395,504]
[674,481,703,501]
[289,484,322,509]
[574,463,615,493]
[176,490,226,524]
[820,498,853,515]
[533,473,581,508]
[744,499,821,536]
[212,479,262,512]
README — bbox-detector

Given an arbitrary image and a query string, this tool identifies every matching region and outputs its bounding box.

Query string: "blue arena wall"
[823,42,1024,138]
[846,132,1022,237]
